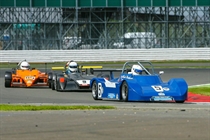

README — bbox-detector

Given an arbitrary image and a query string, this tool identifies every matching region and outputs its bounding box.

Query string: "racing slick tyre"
[51,74,57,90]
[5,80,12,87]
[55,74,63,91]
[48,72,53,88]
[5,71,12,88]
[55,78,61,91]
[91,81,100,100]
[120,81,129,102]
[51,80,55,90]
[48,82,51,88]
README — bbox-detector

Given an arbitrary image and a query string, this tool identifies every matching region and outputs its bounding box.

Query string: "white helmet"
[65,60,74,67]
[68,61,78,73]
[131,65,143,75]
[20,61,30,70]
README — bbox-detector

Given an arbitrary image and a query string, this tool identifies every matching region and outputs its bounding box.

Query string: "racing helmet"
[20,61,30,70]
[131,65,143,75]
[65,60,74,67]
[68,61,78,73]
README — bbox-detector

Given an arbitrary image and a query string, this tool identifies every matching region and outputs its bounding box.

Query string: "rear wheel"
[92,81,99,100]
[121,81,129,102]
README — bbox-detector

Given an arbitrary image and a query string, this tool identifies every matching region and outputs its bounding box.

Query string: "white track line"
[189,83,210,88]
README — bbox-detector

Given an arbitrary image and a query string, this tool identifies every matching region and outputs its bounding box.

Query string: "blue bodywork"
[90,61,188,103]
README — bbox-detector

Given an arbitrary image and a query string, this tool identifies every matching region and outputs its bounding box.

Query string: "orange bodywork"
[11,69,49,87]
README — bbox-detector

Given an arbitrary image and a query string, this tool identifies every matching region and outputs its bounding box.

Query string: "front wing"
[56,78,91,92]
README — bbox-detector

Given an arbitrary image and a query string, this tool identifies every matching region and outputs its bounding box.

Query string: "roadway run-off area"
[0,68,210,140]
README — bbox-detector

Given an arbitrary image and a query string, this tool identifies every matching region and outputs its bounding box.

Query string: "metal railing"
[0,48,209,62]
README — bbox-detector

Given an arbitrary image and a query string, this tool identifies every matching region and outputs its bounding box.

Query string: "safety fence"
[0,48,209,63]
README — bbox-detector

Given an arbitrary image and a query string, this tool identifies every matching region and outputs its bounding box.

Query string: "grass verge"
[188,85,210,96]
[0,105,116,111]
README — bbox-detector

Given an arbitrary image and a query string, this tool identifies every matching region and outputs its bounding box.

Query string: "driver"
[65,61,78,74]
[131,64,143,75]
[18,60,30,70]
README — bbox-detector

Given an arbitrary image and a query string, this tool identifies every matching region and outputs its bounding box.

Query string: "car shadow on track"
[95,99,195,104]
[6,87,51,89]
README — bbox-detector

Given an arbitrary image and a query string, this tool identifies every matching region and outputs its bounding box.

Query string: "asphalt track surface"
[0,68,210,140]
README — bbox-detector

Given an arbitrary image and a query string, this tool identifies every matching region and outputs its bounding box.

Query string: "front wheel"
[51,80,55,90]
[5,79,12,88]
[51,74,57,91]
[92,81,99,100]
[48,81,52,88]
[5,71,12,88]
[48,72,53,88]
[121,81,129,102]
[55,77,62,91]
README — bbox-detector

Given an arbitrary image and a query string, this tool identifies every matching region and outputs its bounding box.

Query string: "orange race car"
[4,60,52,88]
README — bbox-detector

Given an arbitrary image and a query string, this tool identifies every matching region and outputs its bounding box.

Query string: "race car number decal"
[98,83,103,98]
[25,76,35,80]
[152,86,163,92]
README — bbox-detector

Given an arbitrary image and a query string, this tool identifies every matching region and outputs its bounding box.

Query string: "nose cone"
[25,80,33,87]
[23,75,36,87]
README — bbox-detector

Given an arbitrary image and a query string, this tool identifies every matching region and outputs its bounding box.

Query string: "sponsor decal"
[27,81,32,84]
[163,87,170,91]
[25,76,35,80]
[158,93,165,96]
[108,93,116,99]
[121,75,133,79]
[151,96,173,101]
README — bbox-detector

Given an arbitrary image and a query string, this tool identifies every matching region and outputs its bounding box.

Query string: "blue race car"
[90,61,188,103]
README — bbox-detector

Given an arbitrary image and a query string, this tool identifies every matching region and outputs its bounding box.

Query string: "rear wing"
[93,69,122,80]
[93,69,122,72]
[52,65,103,75]
[51,65,103,70]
